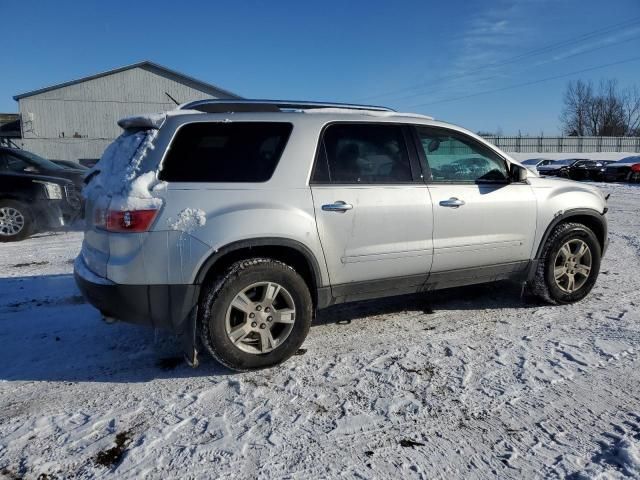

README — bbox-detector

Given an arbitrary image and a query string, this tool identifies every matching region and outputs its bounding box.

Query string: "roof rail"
[179,99,395,114]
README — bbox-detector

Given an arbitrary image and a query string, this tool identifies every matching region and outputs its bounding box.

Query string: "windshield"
[17,150,65,170]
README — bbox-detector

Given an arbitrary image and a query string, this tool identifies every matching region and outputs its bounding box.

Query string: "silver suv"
[75,100,608,371]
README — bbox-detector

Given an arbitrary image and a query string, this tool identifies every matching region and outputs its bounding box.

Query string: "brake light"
[104,209,159,233]
[631,163,640,173]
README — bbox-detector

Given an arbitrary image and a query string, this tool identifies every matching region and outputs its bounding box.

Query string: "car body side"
[77,111,608,339]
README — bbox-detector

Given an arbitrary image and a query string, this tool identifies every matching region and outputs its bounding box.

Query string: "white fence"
[481,136,640,153]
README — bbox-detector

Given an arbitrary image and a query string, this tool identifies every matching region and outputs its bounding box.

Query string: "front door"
[414,126,537,273]
[310,123,433,295]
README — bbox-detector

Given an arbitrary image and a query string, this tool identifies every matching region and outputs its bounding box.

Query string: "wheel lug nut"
[265,307,271,313]
[267,316,273,322]
[256,305,262,311]
[260,323,266,329]
[249,313,255,318]
[251,322,257,328]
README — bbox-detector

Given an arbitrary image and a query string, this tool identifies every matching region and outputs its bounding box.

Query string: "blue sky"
[2,0,639,134]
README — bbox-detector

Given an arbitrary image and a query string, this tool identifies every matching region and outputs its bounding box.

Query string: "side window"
[159,122,293,183]
[313,124,413,184]
[416,127,508,183]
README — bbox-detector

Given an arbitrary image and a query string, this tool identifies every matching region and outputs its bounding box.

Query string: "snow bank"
[83,129,162,210]
[619,436,640,476]
[166,208,207,233]
[509,152,637,162]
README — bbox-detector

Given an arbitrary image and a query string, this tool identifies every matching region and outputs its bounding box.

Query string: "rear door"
[413,126,537,274]
[310,123,433,296]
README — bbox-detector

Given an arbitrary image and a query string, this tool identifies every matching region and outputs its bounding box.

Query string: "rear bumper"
[74,256,199,333]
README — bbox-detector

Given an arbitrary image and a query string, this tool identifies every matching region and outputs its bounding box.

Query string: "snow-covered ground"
[1,183,639,479]
[509,151,637,162]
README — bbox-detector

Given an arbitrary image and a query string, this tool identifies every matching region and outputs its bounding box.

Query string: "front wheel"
[199,258,312,371]
[530,222,601,304]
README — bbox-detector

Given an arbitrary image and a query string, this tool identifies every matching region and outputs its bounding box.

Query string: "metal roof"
[13,60,242,100]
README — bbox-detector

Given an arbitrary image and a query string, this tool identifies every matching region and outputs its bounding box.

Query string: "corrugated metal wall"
[16,67,230,161]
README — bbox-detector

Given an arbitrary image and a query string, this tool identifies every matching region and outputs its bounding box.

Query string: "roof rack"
[179,99,395,114]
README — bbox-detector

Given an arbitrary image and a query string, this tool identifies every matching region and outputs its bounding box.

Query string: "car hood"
[39,168,85,187]
[0,170,76,184]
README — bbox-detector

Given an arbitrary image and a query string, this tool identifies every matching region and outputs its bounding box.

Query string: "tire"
[0,200,33,242]
[199,258,313,371]
[530,222,601,304]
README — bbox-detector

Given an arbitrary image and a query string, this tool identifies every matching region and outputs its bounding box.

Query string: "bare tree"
[560,80,592,136]
[622,85,640,135]
[560,79,639,136]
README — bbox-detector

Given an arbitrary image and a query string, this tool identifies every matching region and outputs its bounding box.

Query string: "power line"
[389,33,640,104]
[407,56,640,109]
[355,16,640,102]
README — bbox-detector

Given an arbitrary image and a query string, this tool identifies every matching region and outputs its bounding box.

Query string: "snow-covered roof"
[300,107,434,120]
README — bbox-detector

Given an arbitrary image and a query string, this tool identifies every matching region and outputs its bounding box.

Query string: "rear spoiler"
[117,113,166,130]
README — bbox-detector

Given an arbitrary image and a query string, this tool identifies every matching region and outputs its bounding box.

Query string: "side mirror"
[509,163,528,182]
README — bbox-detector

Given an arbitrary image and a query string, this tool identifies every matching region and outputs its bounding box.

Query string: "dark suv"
[0,171,80,241]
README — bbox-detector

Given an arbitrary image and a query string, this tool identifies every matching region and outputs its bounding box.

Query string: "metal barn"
[13,61,241,162]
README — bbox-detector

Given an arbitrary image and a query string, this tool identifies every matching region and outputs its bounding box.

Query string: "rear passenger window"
[160,122,292,182]
[312,124,413,184]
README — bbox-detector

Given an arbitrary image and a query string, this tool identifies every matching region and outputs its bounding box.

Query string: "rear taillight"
[101,209,159,233]
[631,163,640,173]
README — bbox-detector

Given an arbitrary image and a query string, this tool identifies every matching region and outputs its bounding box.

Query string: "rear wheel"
[199,258,312,371]
[530,222,601,304]
[0,200,33,242]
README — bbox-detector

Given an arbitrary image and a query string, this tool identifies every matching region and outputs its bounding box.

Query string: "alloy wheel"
[553,239,592,293]
[225,281,296,354]
[0,207,25,237]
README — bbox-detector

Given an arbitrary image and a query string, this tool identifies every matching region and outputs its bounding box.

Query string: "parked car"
[52,159,89,171]
[520,158,545,172]
[536,160,572,175]
[554,159,614,181]
[75,100,609,371]
[536,159,582,176]
[0,171,80,241]
[603,156,640,182]
[0,147,85,191]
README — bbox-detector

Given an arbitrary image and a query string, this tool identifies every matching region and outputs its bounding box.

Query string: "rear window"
[159,122,293,182]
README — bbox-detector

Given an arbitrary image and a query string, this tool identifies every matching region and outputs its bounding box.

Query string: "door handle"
[439,197,465,208]
[322,201,353,212]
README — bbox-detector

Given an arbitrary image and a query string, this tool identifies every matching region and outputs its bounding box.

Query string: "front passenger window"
[416,128,508,183]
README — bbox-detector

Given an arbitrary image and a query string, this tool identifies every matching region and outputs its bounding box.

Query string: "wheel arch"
[534,208,607,259]
[194,238,327,307]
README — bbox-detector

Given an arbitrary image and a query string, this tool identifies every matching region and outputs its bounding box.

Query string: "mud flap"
[181,306,199,367]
